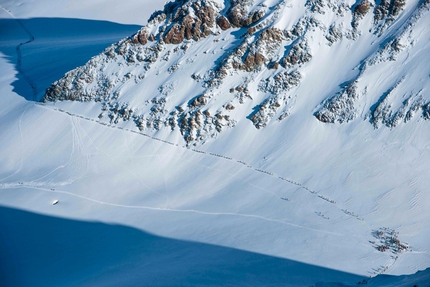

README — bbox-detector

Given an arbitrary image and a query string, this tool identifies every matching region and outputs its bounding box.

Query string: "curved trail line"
[76,118,170,207]
[1,5,37,100]
[0,184,348,237]
[0,104,29,182]
[6,107,394,278]
[35,103,367,223]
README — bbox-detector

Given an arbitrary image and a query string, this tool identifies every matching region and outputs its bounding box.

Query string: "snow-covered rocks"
[227,0,266,27]
[352,0,371,29]
[43,0,430,143]
[373,0,406,34]
[315,82,361,124]
[281,38,312,68]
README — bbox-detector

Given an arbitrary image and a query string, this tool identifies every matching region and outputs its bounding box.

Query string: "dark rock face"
[352,0,371,28]
[369,83,428,129]
[189,95,208,108]
[326,25,342,45]
[164,24,185,44]
[258,71,302,96]
[355,0,371,15]
[374,0,406,22]
[222,27,284,73]
[132,29,150,45]
[305,0,325,14]
[227,0,265,27]
[216,15,231,30]
[162,1,218,44]
[243,53,265,72]
[373,0,406,33]
[423,103,430,120]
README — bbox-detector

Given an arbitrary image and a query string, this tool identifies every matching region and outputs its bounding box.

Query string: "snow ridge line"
[0,5,37,100]
[34,103,366,222]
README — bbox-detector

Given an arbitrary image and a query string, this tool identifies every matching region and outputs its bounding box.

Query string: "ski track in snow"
[0,103,400,276]
[149,132,171,208]
[0,102,377,240]
[1,183,350,237]
[30,117,78,183]
[0,5,37,100]
[75,118,170,206]
[0,104,29,182]
[34,103,369,224]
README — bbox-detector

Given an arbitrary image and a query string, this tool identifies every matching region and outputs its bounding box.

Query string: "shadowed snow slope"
[1,206,429,286]
[0,206,364,287]
[0,18,141,101]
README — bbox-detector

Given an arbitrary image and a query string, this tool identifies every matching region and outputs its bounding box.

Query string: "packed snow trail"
[75,117,171,207]
[0,183,353,237]
[0,104,29,182]
[1,182,398,278]
[2,85,412,282]
[0,5,37,100]
[35,103,366,223]
[8,103,411,277]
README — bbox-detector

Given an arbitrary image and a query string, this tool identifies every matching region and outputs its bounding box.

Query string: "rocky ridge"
[43,0,430,145]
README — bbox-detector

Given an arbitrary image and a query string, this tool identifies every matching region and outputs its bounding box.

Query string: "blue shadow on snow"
[0,205,368,287]
[0,18,141,102]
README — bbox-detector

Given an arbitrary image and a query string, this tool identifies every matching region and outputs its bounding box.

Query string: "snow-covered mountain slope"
[43,0,430,145]
[1,0,430,286]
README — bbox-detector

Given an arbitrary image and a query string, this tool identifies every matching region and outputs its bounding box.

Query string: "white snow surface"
[1,0,430,286]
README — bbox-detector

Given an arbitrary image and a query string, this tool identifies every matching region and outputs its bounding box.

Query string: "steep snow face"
[43,0,430,145]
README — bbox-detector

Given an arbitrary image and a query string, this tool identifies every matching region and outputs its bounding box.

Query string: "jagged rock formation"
[43,0,430,145]
[352,0,371,28]
[373,0,407,34]
[325,24,343,45]
[258,71,302,95]
[369,81,429,129]
[227,0,265,27]
[315,82,361,124]
[249,96,291,128]
[281,39,312,68]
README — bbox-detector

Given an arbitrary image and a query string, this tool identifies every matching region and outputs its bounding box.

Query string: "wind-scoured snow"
[0,0,430,286]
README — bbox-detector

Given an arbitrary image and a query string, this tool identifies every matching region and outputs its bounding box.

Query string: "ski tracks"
[0,104,29,182]
[2,104,398,276]
[35,103,369,224]
[1,184,345,237]
[33,118,78,183]
[74,117,170,206]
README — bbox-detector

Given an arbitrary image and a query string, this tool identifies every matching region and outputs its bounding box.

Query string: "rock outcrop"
[315,82,361,124]
[43,0,430,144]
[227,0,265,27]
